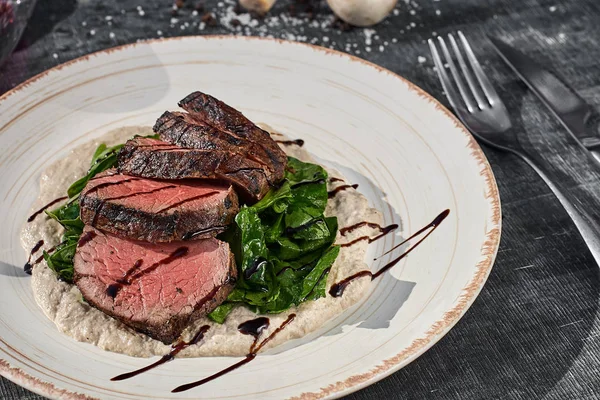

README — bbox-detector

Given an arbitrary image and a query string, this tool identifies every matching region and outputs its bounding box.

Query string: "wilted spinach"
[209,157,340,323]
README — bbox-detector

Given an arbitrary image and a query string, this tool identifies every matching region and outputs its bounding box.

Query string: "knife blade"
[489,36,600,164]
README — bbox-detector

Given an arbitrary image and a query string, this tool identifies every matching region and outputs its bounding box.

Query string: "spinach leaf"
[208,157,340,322]
[66,143,124,198]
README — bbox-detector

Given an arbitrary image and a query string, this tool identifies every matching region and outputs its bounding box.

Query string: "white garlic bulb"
[326,0,398,27]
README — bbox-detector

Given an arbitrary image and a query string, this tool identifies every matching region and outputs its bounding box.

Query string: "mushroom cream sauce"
[20,125,383,357]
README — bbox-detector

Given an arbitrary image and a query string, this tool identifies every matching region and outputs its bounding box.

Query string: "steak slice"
[154,111,282,185]
[177,91,287,180]
[74,226,237,344]
[117,137,270,201]
[79,170,239,242]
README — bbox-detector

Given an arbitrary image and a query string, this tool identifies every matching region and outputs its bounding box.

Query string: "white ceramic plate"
[0,37,501,400]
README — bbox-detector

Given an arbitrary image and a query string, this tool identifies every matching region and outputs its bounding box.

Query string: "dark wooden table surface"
[2,0,600,399]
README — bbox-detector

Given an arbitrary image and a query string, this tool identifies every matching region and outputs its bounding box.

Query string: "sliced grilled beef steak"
[79,170,238,242]
[154,111,282,185]
[177,91,287,180]
[117,137,270,201]
[74,226,237,344]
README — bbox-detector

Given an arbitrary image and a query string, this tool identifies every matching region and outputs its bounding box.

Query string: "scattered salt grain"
[192,10,198,16]
[171,17,179,24]
[139,10,145,16]
[418,56,426,63]
[435,9,441,15]
[323,36,329,42]
[379,45,384,52]
[109,32,115,38]
[157,30,163,35]
[364,29,375,45]
[393,9,399,16]
[105,15,113,21]
[410,22,416,27]
[90,29,96,35]
[366,46,371,52]
[81,21,87,26]
[409,9,416,15]
[52,53,58,59]
[392,38,398,43]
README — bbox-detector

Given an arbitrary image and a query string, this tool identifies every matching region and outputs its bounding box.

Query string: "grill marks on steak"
[154,111,281,185]
[179,92,287,176]
[71,91,291,343]
[164,91,287,183]
[74,226,237,344]
[117,137,271,201]
[80,169,239,242]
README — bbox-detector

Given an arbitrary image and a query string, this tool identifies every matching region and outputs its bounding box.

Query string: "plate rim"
[0,35,502,400]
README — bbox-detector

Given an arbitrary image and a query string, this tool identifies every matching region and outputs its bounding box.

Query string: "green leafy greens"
[209,157,340,323]
[42,142,339,320]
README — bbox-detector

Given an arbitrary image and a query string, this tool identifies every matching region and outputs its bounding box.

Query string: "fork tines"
[428,31,501,113]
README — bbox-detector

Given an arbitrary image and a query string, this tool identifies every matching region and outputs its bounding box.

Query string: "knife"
[489,36,600,165]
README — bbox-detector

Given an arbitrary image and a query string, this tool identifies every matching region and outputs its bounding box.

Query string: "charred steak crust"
[117,137,271,201]
[79,170,239,242]
[177,91,287,181]
[154,111,281,185]
[73,227,238,344]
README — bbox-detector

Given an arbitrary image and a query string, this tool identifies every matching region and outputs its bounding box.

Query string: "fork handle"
[513,150,600,266]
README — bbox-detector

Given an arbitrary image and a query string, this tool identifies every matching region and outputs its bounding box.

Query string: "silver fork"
[429,31,600,267]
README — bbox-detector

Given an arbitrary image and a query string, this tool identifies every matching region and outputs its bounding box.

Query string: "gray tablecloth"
[3,0,600,398]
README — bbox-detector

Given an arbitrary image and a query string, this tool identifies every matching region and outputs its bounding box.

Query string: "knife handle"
[515,151,600,266]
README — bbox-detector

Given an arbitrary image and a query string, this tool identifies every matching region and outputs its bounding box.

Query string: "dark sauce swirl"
[111,325,210,381]
[330,209,450,298]
[276,139,305,147]
[27,196,67,223]
[172,314,296,393]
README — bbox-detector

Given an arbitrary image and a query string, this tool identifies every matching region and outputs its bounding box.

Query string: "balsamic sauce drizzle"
[182,226,227,241]
[77,231,97,247]
[275,139,305,147]
[90,185,179,226]
[327,184,359,199]
[290,179,325,189]
[106,247,189,298]
[238,317,270,352]
[155,191,220,213]
[24,240,44,274]
[27,196,68,222]
[329,209,450,298]
[111,325,211,381]
[338,224,399,248]
[244,258,268,280]
[83,177,141,198]
[340,222,398,236]
[285,218,322,235]
[276,263,311,277]
[172,314,296,393]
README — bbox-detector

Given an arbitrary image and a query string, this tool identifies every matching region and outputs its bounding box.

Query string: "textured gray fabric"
[2,0,600,398]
